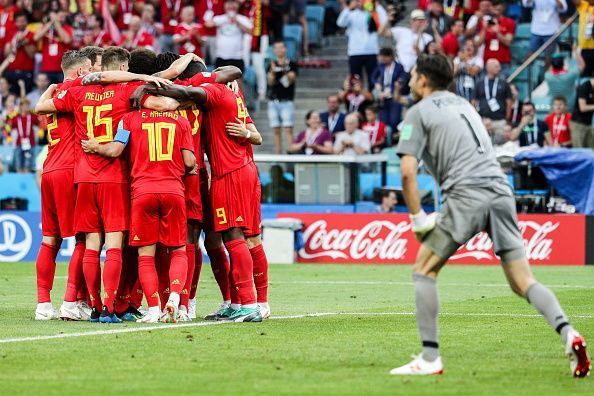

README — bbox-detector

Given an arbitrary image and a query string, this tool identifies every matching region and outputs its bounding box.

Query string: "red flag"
[101,0,121,44]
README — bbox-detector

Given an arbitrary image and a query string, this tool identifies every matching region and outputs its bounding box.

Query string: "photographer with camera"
[380,9,433,73]
[464,0,494,38]
[424,0,453,39]
[474,0,515,77]
[337,0,388,90]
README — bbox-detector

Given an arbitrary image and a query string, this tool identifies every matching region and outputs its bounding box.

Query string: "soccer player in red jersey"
[132,79,268,322]
[82,110,195,323]
[32,51,92,321]
[36,46,177,323]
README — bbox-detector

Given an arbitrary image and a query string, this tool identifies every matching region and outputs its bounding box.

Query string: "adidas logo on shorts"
[235,216,244,222]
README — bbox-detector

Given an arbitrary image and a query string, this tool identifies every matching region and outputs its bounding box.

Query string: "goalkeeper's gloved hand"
[410,210,437,242]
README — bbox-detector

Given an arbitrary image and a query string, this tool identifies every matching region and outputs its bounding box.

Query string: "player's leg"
[178,222,198,321]
[203,231,232,320]
[35,235,61,320]
[136,244,161,323]
[99,231,124,323]
[155,245,171,310]
[246,235,269,319]
[60,233,89,321]
[83,232,103,322]
[116,244,143,321]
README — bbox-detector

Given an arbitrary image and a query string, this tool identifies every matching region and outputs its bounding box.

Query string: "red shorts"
[129,193,186,247]
[183,173,202,222]
[41,169,76,238]
[75,182,130,233]
[210,162,261,236]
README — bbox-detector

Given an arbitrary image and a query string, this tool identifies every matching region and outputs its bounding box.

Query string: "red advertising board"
[279,213,586,265]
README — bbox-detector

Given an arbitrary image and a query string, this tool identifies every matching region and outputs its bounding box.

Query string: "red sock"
[180,244,195,308]
[36,242,59,303]
[115,246,138,312]
[64,242,85,302]
[138,255,159,307]
[130,279,144,308]
[82,249,102,309]
[169,250,187,295]
[156,246,170,309]
[103,248,122,312]
[189,246,203,300]
[228,268,240,305]
[250,244,269,303]
[224,239,255,306]
[207,246,231,301]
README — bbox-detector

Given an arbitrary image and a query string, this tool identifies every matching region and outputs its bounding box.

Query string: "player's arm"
[34,84,59,114]
[212,66,243,83]
[130,84,207,108]
[400,155,421,215]
[182,149,196,172]
[153,53,203,79]
[225,120,262,145]
[82,71,172,87]
[81,126,128,158]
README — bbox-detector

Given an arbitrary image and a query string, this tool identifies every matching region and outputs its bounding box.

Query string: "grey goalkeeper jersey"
[396,91,508,193]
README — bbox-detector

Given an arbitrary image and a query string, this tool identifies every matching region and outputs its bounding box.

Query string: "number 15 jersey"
[52,81,144,184]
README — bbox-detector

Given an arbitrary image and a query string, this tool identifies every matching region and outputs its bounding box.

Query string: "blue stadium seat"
[380,146,400,173]
[306,5,325,47]
[283,24,303,61]
[507,4,522,21]
[0,145,14,169]
[515,23,532,41]
[532,95,551,120]
[511,41,529,64]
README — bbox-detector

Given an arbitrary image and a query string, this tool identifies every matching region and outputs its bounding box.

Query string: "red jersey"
[9,113,38,147]
[120,110,193,198]
[200,83,254,178]
[118,30,154,51]
[545,112,572,146]
[173,23,204,56]
[361,121,387,146]
[7,29,35,71]
[441,32,459,57]
[196,0,224,36]
[483,17,515,65]
[109,0,143,30]
[43,77,83,174]
[0,5,17,50]
[39,25,74,73]
[160,0,184,35]
[52,81,145,184]
[88,30,113,47]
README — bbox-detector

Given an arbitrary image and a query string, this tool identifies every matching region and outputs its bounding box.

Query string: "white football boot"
[136,306,161,323]
[162,292,180,323]
[59,301,88,321]
[389,354,444,375]
[565,330,591,378]
[35,302,59,320]
[258,302,271,320]
[77,301,92,318]
[177,306,192,322]
[188,298,197,320]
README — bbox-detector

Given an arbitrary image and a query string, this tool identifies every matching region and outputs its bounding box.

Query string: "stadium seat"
[0,145,14,170]
[511,41,529,64]
[306,5,325,48]
[380,146,400,173]
[515,23,532,41]
[507,4,522,21]
[283,24,303,61]
[532,95,552,120]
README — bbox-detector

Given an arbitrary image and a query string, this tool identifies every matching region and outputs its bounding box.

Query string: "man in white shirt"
[206,0,253,71]
[523,0,567,55]
[380,9,433,73]
[334,112,371,155]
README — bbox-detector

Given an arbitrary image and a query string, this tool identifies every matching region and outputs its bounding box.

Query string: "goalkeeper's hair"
[61,50,88,73]
[129,48,157,75]
[155,52,179,73]
[101,46,130,71]
[415,54,453,91]
[79,46,103,66]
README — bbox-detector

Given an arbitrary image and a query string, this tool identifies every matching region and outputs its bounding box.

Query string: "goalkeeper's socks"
[36,242,59,303]
[526,282,574,344]
[82,249,102,310]
[169,250,188,295]
[250,244,269,304]
[225,239,256,306]
[413,273,441,362]
[103,248,123,312]
[207,246,231,301]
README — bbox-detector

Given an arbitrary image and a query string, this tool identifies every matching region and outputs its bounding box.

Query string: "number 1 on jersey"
[142,122,176,162]
[460,113,485,154]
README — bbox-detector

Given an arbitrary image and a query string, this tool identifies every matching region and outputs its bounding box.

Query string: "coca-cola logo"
[300,220,411,260]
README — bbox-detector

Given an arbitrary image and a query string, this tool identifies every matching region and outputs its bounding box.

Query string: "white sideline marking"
[273,280,594,289]
[1,311,593,344]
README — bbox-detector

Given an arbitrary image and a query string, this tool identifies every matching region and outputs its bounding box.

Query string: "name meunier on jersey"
[396,90,508,193]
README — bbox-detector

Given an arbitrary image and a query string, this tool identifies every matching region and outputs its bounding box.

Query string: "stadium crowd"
[0,0,593,169]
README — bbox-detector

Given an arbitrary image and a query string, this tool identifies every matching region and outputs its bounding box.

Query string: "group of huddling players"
[32,44,269,324]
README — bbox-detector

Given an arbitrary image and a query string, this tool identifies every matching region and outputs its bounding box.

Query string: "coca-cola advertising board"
[280,214,587,265]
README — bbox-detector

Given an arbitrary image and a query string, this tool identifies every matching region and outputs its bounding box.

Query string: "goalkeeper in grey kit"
[390,54,590,377]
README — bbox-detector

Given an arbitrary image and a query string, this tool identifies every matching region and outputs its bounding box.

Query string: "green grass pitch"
[0,262,593,395]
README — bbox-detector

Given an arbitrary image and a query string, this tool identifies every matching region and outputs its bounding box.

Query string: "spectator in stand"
[246,0,270,102]
[0,76,11,110]
[475,0,515,77]
[334,113,371,155]
[361,105,387,153]
[424,0,453,40]
[371,46,407,133]
[288,111,334,155]
[8,98,37,173]
[570,74,594,147]
[158,0,185,54]
[509,83,522,125]
[574,0,594,77]
[34,10,73,84]
[511,101,548,147]
[545,52,581,112]
[267,0,284,43]
[0,0,18,63]
[465,0,494,38]
[71,0,94,49]
[118,15,154,51]
[26,73,49,109]
[380,9,433,73]
[439,19,464,59]
[197,0,225,64]
[140,3,162,51]
[81,14,113,48]
[376,189,397,213]
[267,41,298,154]
[320,94,346,135]
[173,6,204,57]
[108,0,144,31]
[336,0,388,90]
[3,11,35,93]
[453,39,483,101]
[474,59,513,143]
[423,40,442,55]
[284,0,309,56]
[206,0,253,71]
[340,74,373,116]
[523,0,567,59]
[545,96,572,147]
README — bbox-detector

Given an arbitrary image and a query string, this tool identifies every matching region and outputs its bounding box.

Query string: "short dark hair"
[552,96,566,104]
[79,46,103,65]
[101,46,130,71]
[305,110,318,122]
[14,11,28,21]
[60,50,88,72]
[415,54,453,90]
[380,189,396,199]
[155,52,179,73]
[178,61,207,80]
[379,47,394,58]
[522,101,535,109]
[129,48,157,75]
